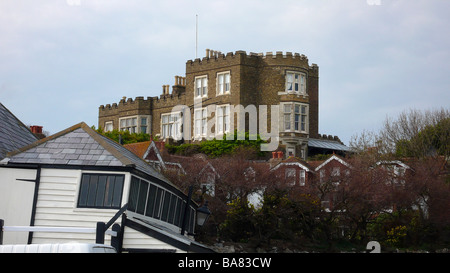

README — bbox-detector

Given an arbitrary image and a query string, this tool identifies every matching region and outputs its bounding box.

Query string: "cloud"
[0,0,449,141]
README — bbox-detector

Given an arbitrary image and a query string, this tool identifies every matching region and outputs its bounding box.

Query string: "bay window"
[282,103,308,133]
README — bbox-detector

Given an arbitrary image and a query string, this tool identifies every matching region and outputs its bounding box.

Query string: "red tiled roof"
[123,141,151,158]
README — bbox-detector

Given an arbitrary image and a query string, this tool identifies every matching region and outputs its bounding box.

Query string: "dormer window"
[286,71,306,94]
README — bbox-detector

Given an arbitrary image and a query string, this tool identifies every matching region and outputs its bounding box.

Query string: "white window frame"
[194,108,207,138]
[216,104,230,135]
[195,75,208,98]
[161,112,181,139]
[281,102,308,133]
[284,104,291,131]
[119,116,137,133]
[299,170,306,186]
[119,115,151,134]
[216,71,231,95]
[104,121,113,132]
[285,168,296,186]
[286,71,306,94]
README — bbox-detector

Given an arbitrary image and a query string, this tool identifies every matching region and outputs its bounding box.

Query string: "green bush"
[166,130,268,158]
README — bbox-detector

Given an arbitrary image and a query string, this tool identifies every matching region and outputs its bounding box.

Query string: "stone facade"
[99,49,343,159]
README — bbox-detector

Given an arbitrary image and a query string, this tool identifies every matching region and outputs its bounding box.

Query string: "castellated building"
[98,50,349,159]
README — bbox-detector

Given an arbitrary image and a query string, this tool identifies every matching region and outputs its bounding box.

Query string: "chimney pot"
[30,125,43,134]
[277,151,283,159]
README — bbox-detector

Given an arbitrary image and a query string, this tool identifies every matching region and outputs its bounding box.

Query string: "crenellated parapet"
[99,96,153,121]
[187,50,317,70]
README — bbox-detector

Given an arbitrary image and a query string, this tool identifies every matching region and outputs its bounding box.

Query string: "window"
[320,169,326,183]
[119,115,150,134]
[287,147,295,157]
[331,167,341,177]
[216,105,230,134]
[120,117,137,133]
[284,104,291,131]
[128,176,196,233]
[299,170,306,186]
[195,76,208,98]
[201,173,216,197]
[161,113,181,139]
[140,117,148,134]
[217,72,230,95]
[282,103,308,133]
[285,168,296,186]
[194,108,207,138]
[104,122,113,132]
[78,174,124,209]
[286,71,306,94]
[301,105,307,131]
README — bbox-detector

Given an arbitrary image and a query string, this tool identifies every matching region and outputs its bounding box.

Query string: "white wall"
[1,166,189,252]
[31,168,131,244]
[0,167,37,244]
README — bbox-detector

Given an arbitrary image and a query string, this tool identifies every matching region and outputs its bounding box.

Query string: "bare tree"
[350,107,449,157]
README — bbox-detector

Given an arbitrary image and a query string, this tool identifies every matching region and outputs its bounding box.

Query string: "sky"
[1,0,449,145]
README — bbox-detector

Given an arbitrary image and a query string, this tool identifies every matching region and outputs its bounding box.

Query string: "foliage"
[395,117,450,158]
[386,225,408,247]
[94,127,151,145]
[219,198,257,242]
[166,130,268,158]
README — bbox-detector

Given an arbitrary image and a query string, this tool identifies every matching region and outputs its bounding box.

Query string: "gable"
[4,122,172,186]
[272,162,312,172]
[314,155,351,172]
[6,126,123,167]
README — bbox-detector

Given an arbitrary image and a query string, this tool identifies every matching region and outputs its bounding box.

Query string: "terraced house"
[99,50,350,160]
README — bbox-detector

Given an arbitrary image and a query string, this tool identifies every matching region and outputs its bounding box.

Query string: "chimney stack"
[30,125,46,139]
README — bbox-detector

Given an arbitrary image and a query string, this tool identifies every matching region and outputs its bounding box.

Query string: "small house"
[0,122,212,253]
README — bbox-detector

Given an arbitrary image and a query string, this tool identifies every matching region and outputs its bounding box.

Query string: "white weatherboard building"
[0,122,213,253]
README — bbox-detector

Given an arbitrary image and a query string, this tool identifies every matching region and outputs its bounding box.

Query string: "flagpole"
[195,14,198,59]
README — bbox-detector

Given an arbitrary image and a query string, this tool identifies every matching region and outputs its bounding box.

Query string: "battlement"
[186,49,318,72]
[99,96,152,110]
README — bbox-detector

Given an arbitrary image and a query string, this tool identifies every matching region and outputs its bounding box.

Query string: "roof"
[2,122,172,185]
[126,216,215,253]
[0,103,38,159]
[314,154,352,171]
[125,141,167,170]
[308,138,351,152]
[271,156,314,172]
[123,141,151,159]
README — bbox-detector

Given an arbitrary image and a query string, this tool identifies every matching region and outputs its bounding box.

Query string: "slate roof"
[4,122,172,185]
[308,138,352,152]
[0,103,38,160]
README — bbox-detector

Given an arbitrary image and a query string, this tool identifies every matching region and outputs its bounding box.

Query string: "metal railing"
[0,203,128,252]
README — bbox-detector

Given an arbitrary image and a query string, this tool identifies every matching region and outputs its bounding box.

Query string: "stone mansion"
[98,49,349,159]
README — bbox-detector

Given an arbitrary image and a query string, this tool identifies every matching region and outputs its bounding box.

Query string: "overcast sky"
[1,0,449,145]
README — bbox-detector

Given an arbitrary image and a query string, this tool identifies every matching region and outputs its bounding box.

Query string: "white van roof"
[0,243,116,253]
